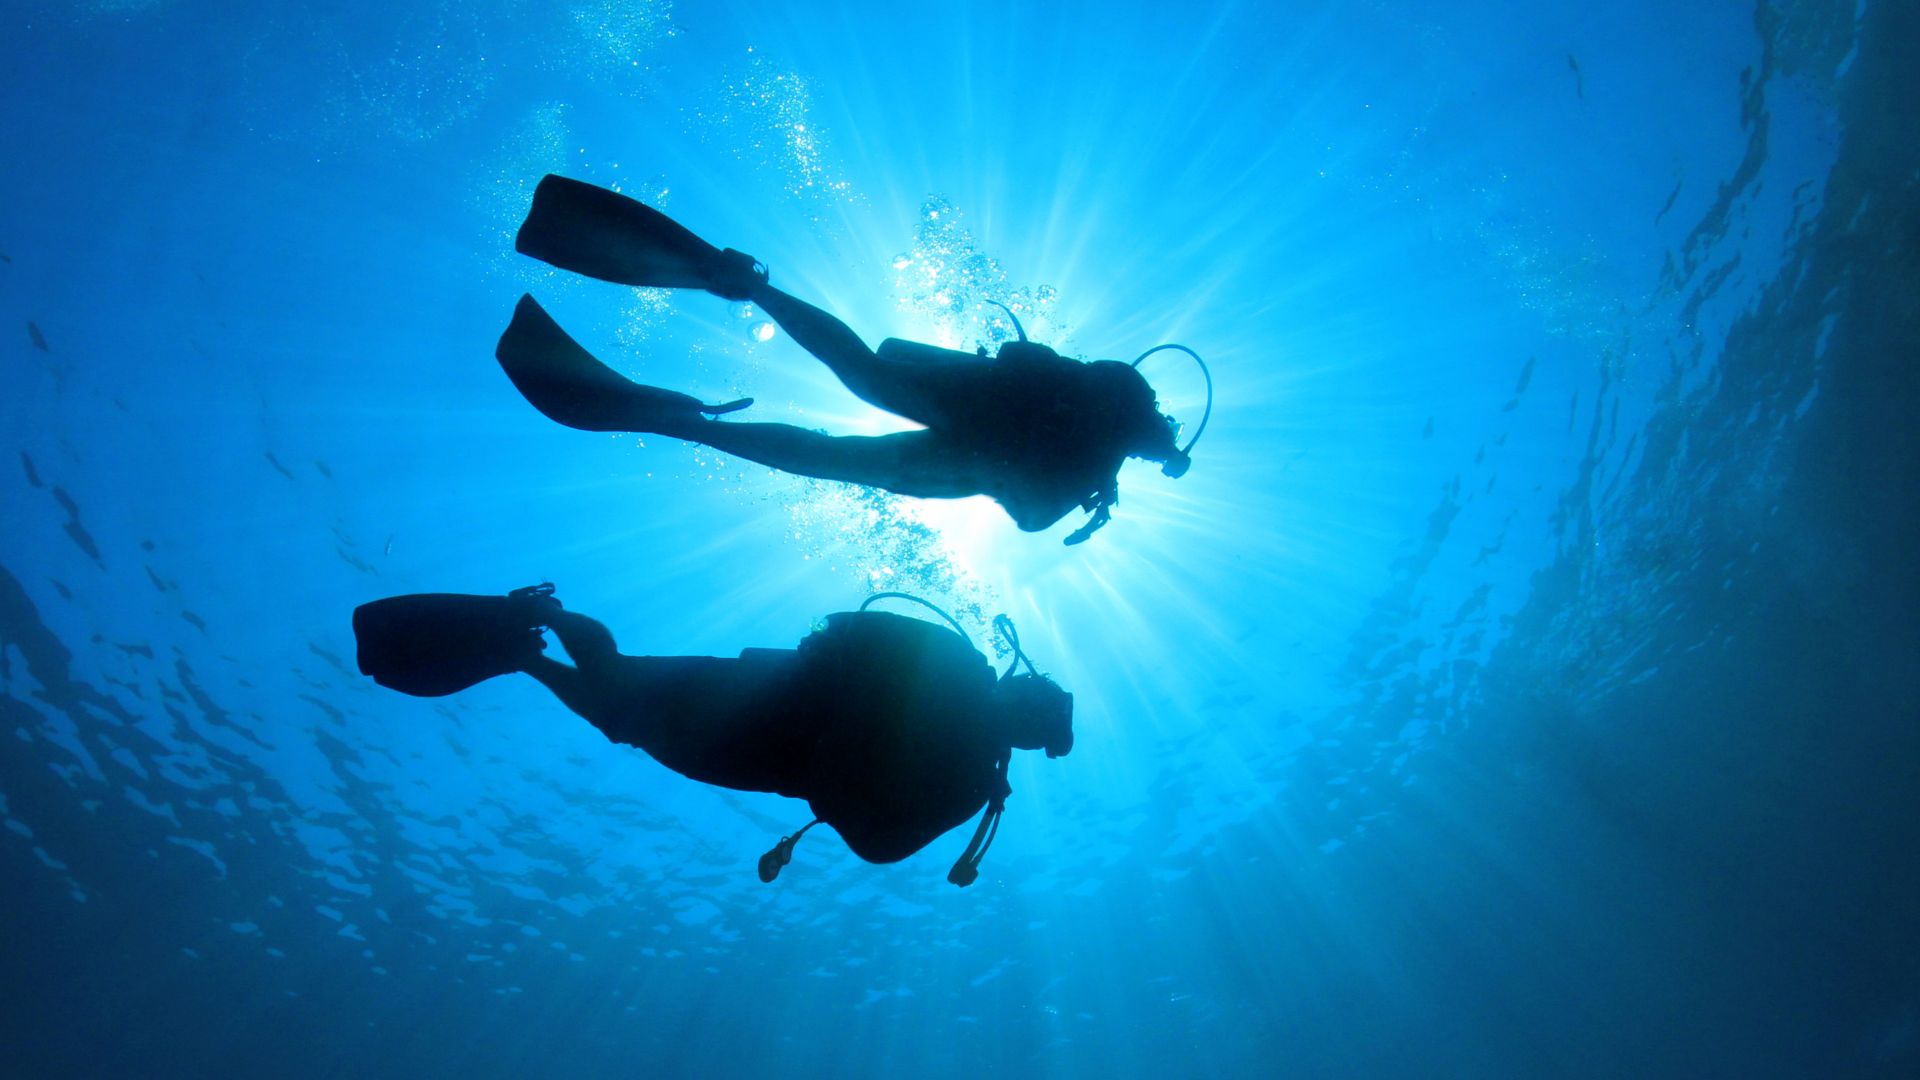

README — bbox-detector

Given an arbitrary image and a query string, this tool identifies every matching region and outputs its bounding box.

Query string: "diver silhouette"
[496,174,1211,544]
[352,585,1072,885]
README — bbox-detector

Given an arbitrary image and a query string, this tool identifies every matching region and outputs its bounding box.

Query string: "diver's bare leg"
[540,608,621,669]
[746,283,876,381]
[518,607,626,726]
[521,655,603,722]
[747,282,955,426]
[522,652,692,761]
[517,611,756,783]
[659,420,980,499]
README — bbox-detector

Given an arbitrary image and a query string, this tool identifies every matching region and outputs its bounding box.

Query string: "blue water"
[3,0,1914,1076]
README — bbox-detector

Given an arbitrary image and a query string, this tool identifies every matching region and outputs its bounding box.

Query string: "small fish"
[52,487,104,566]
[314,459,333,480]
[0,251,12,263]
[1511,355,1536,396]
[1654,179,1683,225]
[19,451,43,488]
[308,643,352,676]
[299,693,345,722]
[27,321,49,351]
[264,452,297,480]
[337,548,378,575]
[1567,54,1585,99]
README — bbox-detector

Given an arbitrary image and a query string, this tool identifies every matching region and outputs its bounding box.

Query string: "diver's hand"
[1078,481,1118,515]
[1063,501,1112,546]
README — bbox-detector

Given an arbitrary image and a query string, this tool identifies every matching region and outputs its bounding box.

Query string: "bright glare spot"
[896,497,1003,580]
[753,322,776,342]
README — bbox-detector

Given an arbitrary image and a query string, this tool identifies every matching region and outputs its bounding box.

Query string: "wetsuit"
[558,611,1011,863]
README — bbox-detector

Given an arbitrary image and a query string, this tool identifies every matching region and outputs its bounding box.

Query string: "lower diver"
[497,174,1210,544]
[352,584,1073,885]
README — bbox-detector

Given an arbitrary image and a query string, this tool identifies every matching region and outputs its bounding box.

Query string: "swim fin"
[515,174,766,298]
[495,294,753,432]
[353,586,552,697]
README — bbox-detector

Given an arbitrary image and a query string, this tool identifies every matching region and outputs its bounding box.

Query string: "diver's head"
[994,672,1074,758]
[1130,409,1190,477]
[1150,413,1192,477]
[1091,361,1191,477]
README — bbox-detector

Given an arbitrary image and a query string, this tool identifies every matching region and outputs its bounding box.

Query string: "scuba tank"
[984,298,1062,365]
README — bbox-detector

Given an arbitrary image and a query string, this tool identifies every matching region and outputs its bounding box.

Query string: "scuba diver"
[496,173,1212,544]
[352,585,1072,885]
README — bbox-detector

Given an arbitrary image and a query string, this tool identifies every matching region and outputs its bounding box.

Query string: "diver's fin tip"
[354,592,548,698]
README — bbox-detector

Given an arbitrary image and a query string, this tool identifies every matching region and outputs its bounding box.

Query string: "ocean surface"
[2,0,1914,1076]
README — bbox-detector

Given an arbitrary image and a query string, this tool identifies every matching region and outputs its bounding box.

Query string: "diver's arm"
[1061,478,1118,545]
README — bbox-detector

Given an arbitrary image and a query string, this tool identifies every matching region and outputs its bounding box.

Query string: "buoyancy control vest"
[758,608,1017,886]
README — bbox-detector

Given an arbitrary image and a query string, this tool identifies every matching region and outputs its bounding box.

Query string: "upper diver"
[496,174,1210,544]
[352,584,1073,885]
